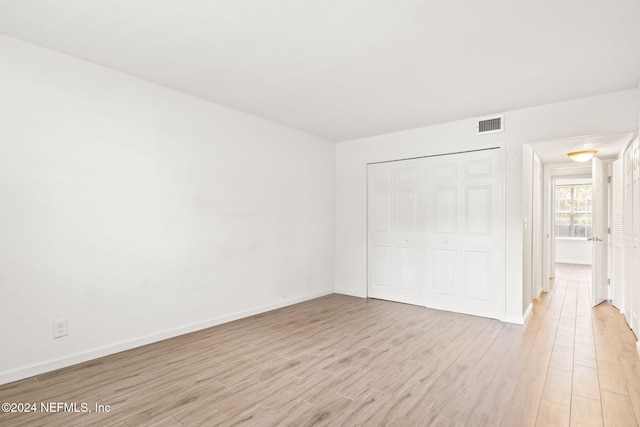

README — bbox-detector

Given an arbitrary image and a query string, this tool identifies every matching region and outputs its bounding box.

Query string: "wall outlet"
[53,319,68,339]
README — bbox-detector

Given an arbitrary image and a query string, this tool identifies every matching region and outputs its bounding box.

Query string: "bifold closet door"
[367,149,503,319]
[423,148,503,319]
[367,159,425,306]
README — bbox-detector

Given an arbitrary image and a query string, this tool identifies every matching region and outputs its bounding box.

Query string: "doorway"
[553,178,593,267]
[529,133,633,313]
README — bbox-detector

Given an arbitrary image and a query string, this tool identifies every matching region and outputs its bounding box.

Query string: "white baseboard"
[505,303,533,325]
[334,288,366,298]
[0,289,333,386]
[636,341,640,358]
[523,303,533,323]
[555,260,592,266]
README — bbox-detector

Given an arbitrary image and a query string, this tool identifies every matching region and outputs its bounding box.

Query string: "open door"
[591,157,608,307]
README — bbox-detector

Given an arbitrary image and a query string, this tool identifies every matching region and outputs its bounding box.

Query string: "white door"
[532,153,542,298]
[423,149,503,319]
[612,159,624,310]
[591,157,608,307]
[632,140,640,333]
[623,146,634,327]
[367,159,424,306]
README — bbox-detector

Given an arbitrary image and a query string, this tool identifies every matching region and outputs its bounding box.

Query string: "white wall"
[556,239,592,265]
[336,89,638,323]
[0,35,335,384]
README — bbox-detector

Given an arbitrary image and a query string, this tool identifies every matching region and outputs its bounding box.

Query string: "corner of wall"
[505,302,533,325]
[334,288,366,298]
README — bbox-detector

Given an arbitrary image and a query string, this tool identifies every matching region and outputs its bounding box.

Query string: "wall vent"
[476,114,504,135]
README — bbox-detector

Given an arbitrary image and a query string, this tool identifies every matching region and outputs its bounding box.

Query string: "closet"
[367,148,504,320]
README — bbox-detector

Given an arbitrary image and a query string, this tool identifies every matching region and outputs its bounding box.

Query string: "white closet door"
[367,159,424,306]
[367,149,504,319]
[424,149,503,319]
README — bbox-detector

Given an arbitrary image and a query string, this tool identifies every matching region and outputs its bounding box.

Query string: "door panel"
[465,160,492,177]
[398,191,418,232]
[466,186,491,234]
[424,149,503,319]
[398,248,419,290]
[434,250,456,296]
[373,246,392,287]
[465,251,491,301]
[435,189,457,233]
[373,192,391,232]
[368,159,424,306]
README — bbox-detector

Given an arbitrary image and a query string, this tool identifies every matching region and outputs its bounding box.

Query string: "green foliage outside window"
[554,185,592,238]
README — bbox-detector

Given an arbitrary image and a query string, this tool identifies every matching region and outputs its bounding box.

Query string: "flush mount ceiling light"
[567,150,598,162]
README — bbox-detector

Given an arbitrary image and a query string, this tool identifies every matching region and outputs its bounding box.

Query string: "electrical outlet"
[53,319,68,339]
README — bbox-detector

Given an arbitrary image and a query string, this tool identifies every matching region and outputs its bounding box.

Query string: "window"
[555,184,592,238]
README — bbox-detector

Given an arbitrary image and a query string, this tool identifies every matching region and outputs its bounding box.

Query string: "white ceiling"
[0,0,639,142]
[531,132,634,164]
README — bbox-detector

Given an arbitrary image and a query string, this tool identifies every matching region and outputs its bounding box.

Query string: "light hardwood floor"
[1,263,639,426]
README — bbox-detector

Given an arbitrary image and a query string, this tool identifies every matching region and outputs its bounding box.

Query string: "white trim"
[334,288,366,298]
[363,143,503,167]
[556,237,591,241]
[505,302,533,325]
[535,286,543,299]
[363,160,369,298]
[523,302,533,323]
[0,290,333,386]
[636,341,640,358]
[555,259,592,266]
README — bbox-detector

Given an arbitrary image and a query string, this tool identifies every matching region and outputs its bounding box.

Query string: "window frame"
[554,184,593,239]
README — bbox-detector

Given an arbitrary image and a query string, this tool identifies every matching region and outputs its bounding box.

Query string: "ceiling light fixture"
[567,150,597,162]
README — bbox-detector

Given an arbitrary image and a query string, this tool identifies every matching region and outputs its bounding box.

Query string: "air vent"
[476,114,504,135]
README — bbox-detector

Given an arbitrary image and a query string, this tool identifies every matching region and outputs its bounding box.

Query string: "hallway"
[527,263,639,426]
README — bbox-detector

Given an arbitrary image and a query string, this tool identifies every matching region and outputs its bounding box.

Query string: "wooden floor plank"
[0,263,638,426]
[536,399,570,427]
[570,394,603,427]
[601,390,638,427]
